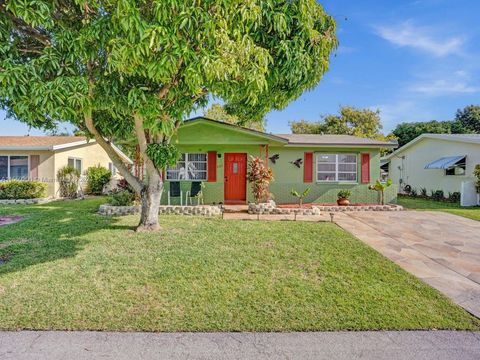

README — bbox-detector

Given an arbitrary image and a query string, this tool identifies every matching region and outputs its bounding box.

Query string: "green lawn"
[397,196,480,221]
[0,198,478,331]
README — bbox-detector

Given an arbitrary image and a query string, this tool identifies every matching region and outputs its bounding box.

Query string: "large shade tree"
[0,0,337,231]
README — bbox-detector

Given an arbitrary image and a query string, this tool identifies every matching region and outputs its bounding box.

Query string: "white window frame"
[0,155,30,180]
[316,153,358,183]
[166,153,208,181]
[445,163,466,176]
[68,157,83,173]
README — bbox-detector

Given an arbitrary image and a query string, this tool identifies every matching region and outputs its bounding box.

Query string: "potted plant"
[337,190,351,206]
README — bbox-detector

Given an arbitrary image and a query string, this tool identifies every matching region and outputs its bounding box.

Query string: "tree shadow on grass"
[0,198,131,275]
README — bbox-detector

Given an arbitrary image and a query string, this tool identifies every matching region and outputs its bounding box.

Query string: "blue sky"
[2,0,479,135]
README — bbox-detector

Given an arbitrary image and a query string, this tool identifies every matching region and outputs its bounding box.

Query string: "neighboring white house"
[382,134,480,194]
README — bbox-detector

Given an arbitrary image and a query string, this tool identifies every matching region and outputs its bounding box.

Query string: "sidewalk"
[0,331,479,360]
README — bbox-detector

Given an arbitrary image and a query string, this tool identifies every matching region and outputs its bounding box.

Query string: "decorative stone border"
[0,198,53,205]
[248,202,403,214]
[98,204,141,216]
[99,204,222,216]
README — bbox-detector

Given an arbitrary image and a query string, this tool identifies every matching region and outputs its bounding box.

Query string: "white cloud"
[370,101,435,132]
[375,20,465,57]
[410,79,478,95]
[408,70,479,96]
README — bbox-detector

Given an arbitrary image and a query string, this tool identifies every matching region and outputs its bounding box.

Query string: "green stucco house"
[161,117,398,205]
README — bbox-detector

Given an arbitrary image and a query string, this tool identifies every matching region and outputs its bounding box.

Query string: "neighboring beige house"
[383,134,480,194]
[0,136,132,197]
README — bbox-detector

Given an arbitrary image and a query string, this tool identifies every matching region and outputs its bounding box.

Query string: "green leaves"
[1,0,337,166]
[146,143,180,169]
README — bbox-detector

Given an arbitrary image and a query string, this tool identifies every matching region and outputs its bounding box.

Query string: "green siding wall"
[161,143,398,205]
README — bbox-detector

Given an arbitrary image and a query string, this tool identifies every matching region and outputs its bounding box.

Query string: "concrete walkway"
[335,211,480,318]
[0,331,479,360]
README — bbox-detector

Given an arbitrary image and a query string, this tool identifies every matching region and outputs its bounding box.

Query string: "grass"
[397,196,480,221]
[0,198,478,331]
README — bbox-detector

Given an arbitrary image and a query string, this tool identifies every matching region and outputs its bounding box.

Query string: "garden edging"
[248,201,403,214]
[0,198,53,205]
[99,204,222,216]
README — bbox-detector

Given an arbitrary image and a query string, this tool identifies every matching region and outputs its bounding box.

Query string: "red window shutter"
[207,151,217,182]
[30,155,40,180]
[361,153,370,183]
[304,152,313,183]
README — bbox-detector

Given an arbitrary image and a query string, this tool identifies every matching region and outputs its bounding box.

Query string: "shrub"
[368,179,393,205]
[0,180,47,199]
[116,178,134,192]
[108,189,136,206]
[337,189,352,199]
[247,156,274,203]
[85,165,111,195]
[410,188,418,197]
[431,190,444,201]
[291,187,310,208]
[420,187,428,198]
[448,192,461,203]
[474,164,480,194]
[57,166,80,198]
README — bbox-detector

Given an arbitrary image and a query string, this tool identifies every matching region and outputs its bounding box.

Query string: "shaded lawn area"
[0,198,478,331]
[398,197,480,221]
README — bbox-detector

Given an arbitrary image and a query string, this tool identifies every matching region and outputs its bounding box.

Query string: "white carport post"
[460,181,479,207]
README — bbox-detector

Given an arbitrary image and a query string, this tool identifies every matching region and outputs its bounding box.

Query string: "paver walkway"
[334,211,480,318]
[0,330,479,360]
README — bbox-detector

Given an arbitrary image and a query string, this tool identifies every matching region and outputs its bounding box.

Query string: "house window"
[0,156,7,180]
[166,153,207,180]
[108,162,117,176]
[445,163,466,176]
[316,153,357,182]
[0,156,29,180]
[9,156,29,179]
[68,157,83,173]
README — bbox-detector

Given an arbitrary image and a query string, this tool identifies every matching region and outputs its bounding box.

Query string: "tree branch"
[133,113,161,177]
[156,58,184,100]
[84,63,143,193]
[0,2,52,47]
[84,113,143,194]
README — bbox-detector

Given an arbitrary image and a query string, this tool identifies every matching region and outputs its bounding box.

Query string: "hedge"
[0,180,47,200]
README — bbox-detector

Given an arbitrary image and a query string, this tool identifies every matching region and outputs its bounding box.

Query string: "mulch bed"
[0,216,24,227]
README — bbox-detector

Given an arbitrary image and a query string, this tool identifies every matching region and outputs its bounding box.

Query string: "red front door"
[224,153,247,204]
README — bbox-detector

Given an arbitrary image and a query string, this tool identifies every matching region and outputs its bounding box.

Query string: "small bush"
[448,192,461,203]
[410,188,417,197]
[0,180,47,199]
[431,190,444,201]
[57,166,80,198]
[420,187,428,198]
[337,189,352,199]
[247,156,274,203]
[116,178,134,192]
[85,165,111,195]
[108,189,136,206]
[474,164,480,194]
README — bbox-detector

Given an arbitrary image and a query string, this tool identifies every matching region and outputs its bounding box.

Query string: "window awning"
[424,155,466,169]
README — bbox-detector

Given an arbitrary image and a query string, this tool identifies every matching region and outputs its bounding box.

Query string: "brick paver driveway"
[335,211,480,318]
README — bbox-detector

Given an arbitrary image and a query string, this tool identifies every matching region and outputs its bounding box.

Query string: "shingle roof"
[0,136,87,150]
[418,134,480,144]
[383,133,480,160]
[275,134,397,147]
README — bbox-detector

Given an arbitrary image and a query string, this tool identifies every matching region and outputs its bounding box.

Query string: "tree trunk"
[136,171,163,232]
